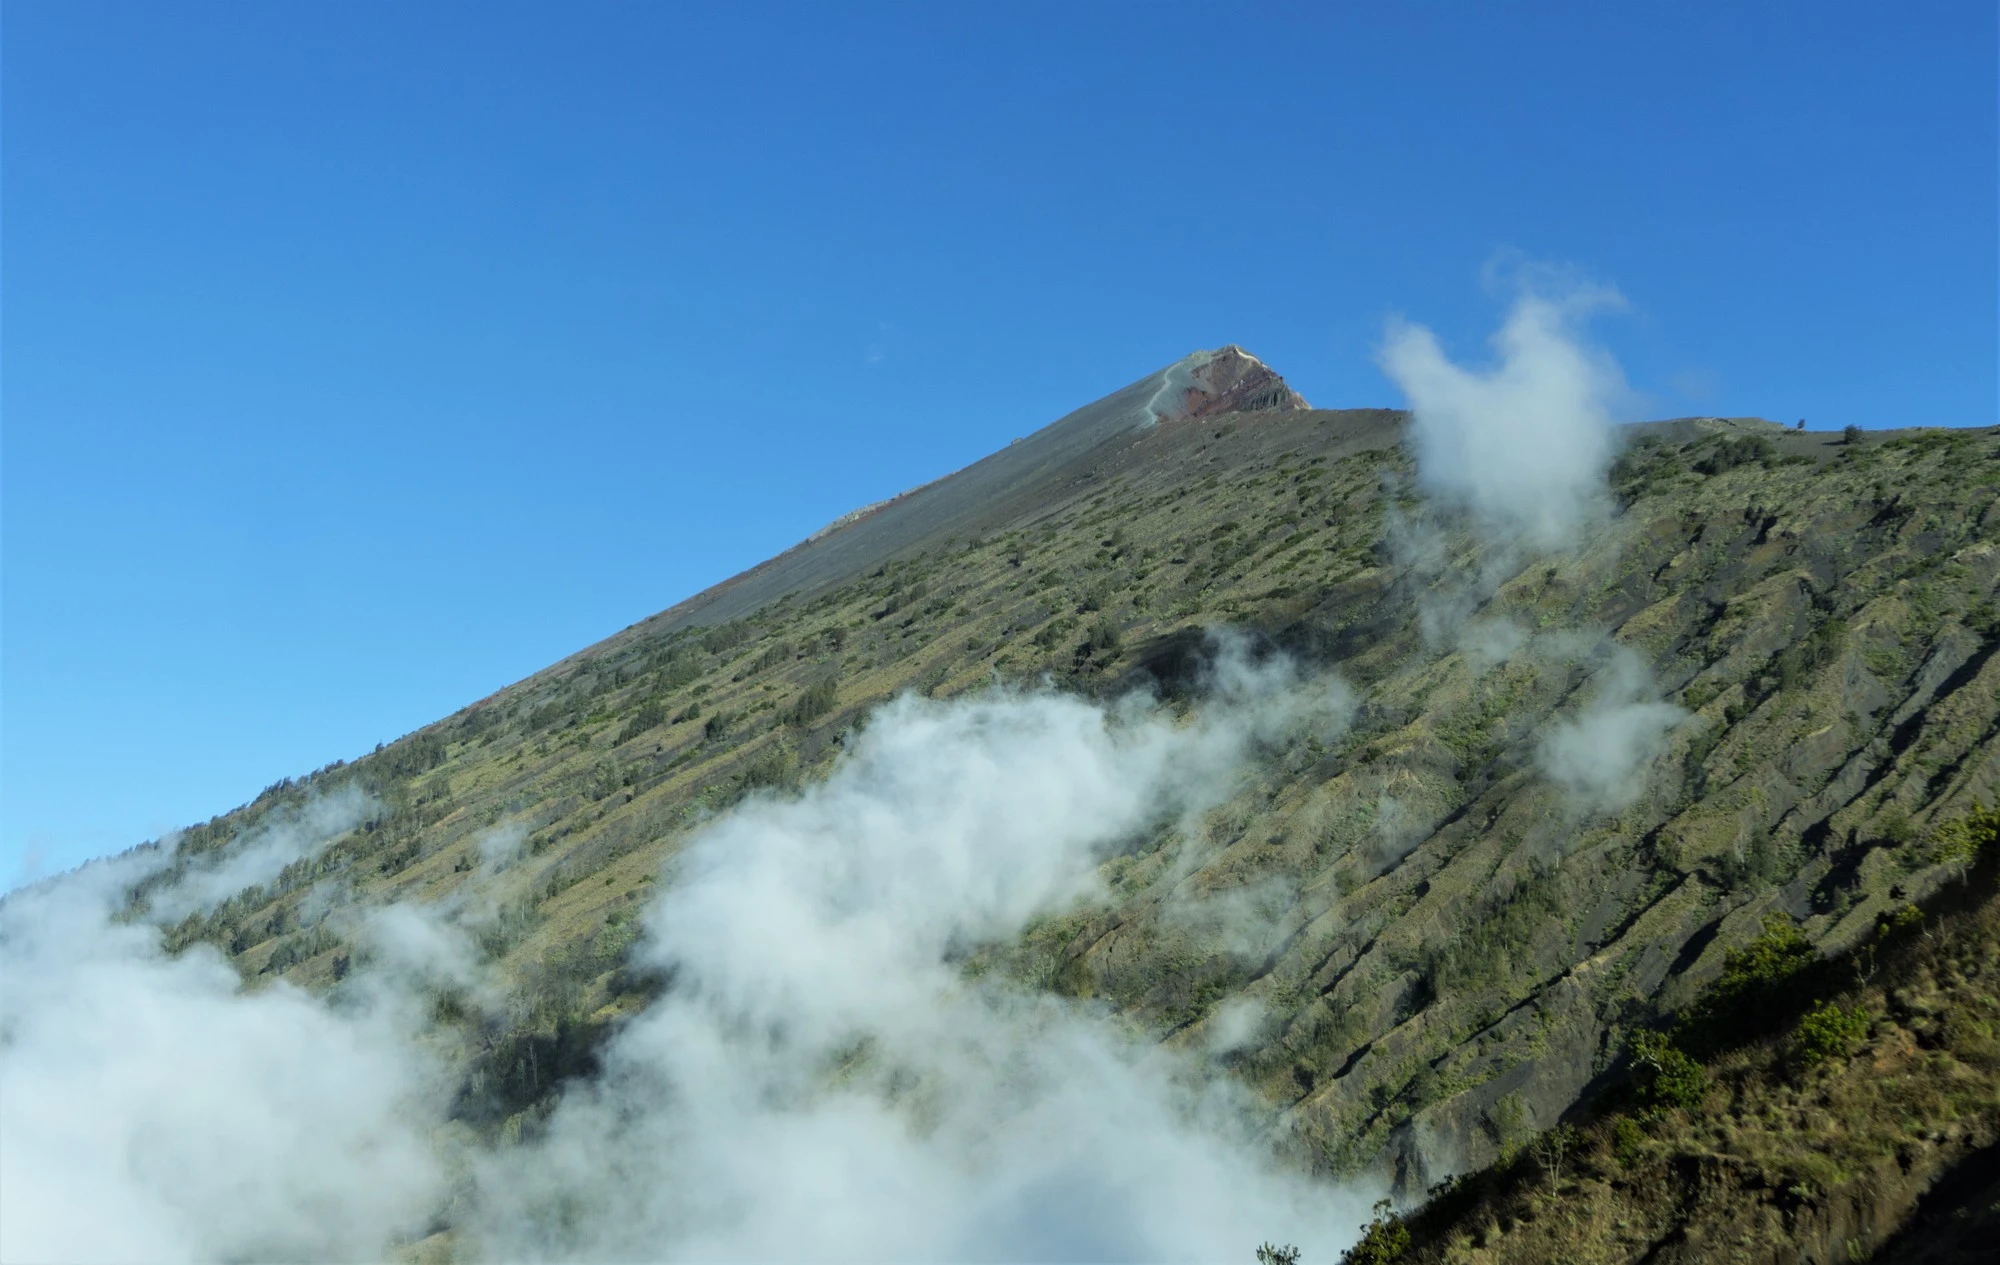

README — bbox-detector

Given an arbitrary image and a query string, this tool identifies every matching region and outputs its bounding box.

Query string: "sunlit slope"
[540,342,1312,648]
[157,413,2000,1193]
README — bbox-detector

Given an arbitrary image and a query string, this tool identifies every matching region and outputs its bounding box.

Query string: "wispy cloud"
[1380,263,1685,812]
[1380,268,1631,552]
[1537,643,1687,812]
[145,785,377,923]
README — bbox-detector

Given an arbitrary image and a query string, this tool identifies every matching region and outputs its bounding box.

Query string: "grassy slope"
[1398,843,2000,1265]
[143,416,2000,1229]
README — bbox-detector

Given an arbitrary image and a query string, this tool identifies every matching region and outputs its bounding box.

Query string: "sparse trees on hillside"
[783,677,838,727]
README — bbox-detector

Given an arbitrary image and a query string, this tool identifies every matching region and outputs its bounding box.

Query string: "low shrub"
[1631,1031,1707,1113]
[1931,802,1999,881]
[1695,434,1775,475]
[1611,1116,1645,1168]
[1686,913,1817,1046]
[1795,1001,1869,1070]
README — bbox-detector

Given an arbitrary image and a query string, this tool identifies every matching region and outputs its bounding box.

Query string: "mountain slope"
[95,353,2000,1258]
[1395,831,2000,1264]
[569,343,1311,646]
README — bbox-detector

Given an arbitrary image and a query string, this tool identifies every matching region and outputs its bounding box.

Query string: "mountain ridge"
[492,347,1813,710]
[507,345,1329,690]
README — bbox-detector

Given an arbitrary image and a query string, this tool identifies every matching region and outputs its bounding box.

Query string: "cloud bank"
[474,655,1368,1260]
[4,647,1376,1263]
[0,851,444,1264]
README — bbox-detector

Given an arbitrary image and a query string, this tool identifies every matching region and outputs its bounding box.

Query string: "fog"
[473,652,1370,1260]
[1537,644,1688,812]
[146,784,376,923]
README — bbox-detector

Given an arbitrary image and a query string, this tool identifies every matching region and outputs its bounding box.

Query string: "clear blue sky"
[4,2,1994,880]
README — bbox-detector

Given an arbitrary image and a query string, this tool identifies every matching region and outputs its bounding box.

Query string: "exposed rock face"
[1158,345,1312,423]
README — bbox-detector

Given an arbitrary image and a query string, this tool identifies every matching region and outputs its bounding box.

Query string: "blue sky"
[4,2,1994,879]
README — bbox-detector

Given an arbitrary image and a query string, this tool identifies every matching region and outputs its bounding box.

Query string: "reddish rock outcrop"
[1163,345,1311,421]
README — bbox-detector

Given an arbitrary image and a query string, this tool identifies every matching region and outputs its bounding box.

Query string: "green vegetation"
[1683,913,1816,1049]
[124,412,2000,1256]
[1692,432,1775,474]
[1931,800,1999,881]
[782,676,839,727]
[1340,1200,1411,1265]
[1397,803,2000,1263]
[1793,999,1868,1069]
[1628,1031,1706,1113]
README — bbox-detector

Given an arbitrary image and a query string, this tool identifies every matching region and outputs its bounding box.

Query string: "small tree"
[1842,424,1864,444]
[1341,1201,1410,1265]
[1256,1244,1302,1265]
[1611,1117,1646,1168]
[1532,1122,1579,1187]
[1878,808,1916,847]
[1631,1031,1707,1113]
[1487,1090,1529,1163]
[783,677,839,727]
[1699,913,1816,1029]
[1930,803,1998,884]
[1084,616,1123,657]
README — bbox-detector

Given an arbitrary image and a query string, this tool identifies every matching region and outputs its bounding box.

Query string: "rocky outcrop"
[1161,345,1312,421]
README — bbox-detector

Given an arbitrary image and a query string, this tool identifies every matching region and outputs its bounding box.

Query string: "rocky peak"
[1159,345,1311,422]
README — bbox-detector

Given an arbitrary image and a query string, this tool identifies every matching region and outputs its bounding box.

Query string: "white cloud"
[146,784,376,922]
[4,645,1378,1263]
[477,820,528,873]
[471,658,1374,1260]
[0,855,445,1264]
[1380,277,1630,551]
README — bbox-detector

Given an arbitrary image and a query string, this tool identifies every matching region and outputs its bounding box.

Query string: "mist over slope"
[6,293,1999,1262]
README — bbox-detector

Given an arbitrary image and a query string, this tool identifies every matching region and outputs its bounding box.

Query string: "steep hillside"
[576,342,1311,639]
[37,349,2000,1259]
[1394,813,2000,1264]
